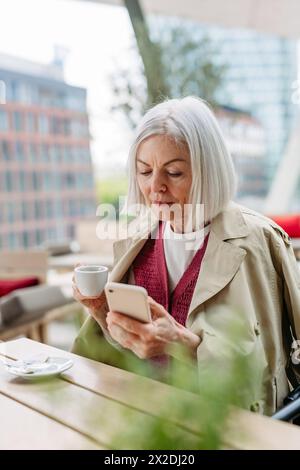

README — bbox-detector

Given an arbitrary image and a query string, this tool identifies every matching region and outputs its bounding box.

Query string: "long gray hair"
[126,96,237,225]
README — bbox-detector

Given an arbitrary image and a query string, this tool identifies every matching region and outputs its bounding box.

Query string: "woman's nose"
[151,173,167,194]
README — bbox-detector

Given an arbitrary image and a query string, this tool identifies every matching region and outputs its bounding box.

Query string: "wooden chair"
[0,301,82,344]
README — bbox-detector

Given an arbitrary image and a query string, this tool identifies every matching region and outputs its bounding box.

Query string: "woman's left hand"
[106,296,200,359]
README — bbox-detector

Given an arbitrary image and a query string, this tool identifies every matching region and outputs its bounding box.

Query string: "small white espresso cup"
[74,265,108,297]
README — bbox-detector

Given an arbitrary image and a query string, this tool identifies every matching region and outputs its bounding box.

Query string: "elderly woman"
[72,96,300,415]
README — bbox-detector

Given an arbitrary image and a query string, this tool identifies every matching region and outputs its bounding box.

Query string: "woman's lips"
[152,201,174,205]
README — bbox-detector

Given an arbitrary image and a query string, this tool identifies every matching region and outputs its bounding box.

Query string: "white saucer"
[4,357,73,379]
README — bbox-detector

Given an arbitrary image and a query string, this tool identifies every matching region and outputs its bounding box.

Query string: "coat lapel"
[187,230,247,317]
[109,237,148,283]
[109,216,159,283]
[187,202,249,318]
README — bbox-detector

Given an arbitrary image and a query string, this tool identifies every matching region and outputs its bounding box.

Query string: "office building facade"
[0,54,96,250]
[210,27,298,186]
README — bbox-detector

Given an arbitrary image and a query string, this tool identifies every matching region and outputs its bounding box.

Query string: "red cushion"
[269,214,300,238]
[0,277,39,298]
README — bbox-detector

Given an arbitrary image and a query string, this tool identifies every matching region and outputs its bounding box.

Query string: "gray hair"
[126,96,237,224]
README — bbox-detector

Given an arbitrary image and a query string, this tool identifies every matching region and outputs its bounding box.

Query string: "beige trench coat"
[72,202,300,415]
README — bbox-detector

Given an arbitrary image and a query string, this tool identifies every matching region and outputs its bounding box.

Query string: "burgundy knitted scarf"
[132,222,209,368]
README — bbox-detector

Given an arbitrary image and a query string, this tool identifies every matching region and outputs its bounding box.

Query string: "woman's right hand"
[72,281,106,311]
[72,278,108,329]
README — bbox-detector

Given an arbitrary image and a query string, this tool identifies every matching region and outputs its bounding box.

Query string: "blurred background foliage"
[107,315,264,450]
[110,19,227,129]
[96,176,128,217]
[101,12,227,212]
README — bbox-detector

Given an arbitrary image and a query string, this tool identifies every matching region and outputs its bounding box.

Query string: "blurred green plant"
[107,313,264,450]
[96,177,128,218]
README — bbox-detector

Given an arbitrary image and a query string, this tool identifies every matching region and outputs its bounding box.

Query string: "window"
[67,94,85,111]
[46,200,53,218]
[32,172,40,190]
[19,171,26,191]
[38,87,53,107]
[73,147,80,163]
[21,201,30,221]
[0,203,3,223]
[27,113,35,133]
[35,229,44,245]
[70,119,79,136]
[80,119,89,138]
[0,80,6,104]
[10,81,20,102]
[34,201,42,219]
[57,92,66,108]
[50,116,60,134]
[55,173,61,190]
[0,109,8,130]
[63,118,70,135]
[6,202,15,223]
[54,200,63,217]
[45,172,53,190]
[22,231,29,248]
[12,111,23,131]
[5,172,13,191]
[54,145,61,162]
[49,146,56,162]
[38,115,49,134]
[41,144,49,162]
[63,200,68,216]
[1,141,10,160]
[8,232,18,249]
[65,173,75,188]
[15,202,21,221]
[65,146,72,162]
[69,147,76,163]
[69,199,77,216]
[1,234,7,249]
[15,141,24,161]
[29,143,37,163]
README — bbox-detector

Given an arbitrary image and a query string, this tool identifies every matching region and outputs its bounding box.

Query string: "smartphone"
[105,282,151,323]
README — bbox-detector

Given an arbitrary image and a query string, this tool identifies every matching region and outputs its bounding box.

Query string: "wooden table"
[1,338,300,450]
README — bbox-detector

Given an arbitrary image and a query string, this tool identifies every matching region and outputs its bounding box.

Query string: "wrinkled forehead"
[136,134,190,166]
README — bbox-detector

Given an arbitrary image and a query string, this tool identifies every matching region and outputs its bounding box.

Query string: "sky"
[0,0,135,177]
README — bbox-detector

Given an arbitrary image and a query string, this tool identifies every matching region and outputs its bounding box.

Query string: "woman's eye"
[138,171,182,177]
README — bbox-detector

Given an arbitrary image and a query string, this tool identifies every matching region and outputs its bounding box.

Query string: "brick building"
[0,53,96,249]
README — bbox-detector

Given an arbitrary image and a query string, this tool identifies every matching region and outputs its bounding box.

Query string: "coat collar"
[210,200,250,241]
[110,202,250,314]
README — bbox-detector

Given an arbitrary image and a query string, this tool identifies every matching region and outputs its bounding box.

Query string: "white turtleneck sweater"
[163,221,211,292]
[128,222,211,291]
